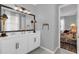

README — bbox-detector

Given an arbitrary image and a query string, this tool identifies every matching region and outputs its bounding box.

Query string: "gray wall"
[61,15,77,30]
[3,4,59,52]
[35,4,59,51]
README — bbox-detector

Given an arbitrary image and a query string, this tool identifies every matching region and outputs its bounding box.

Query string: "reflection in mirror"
[1,6,33,31]
[1,7,21,31]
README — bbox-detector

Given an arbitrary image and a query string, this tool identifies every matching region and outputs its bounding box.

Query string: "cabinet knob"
[16,43,19,49]
[34,38,36,42]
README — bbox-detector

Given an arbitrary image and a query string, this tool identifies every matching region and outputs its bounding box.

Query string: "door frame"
[77,5,79,54]
[59,4,78,53]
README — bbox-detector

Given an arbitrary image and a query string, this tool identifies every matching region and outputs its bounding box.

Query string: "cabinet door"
[28,36,35,52]
[33,36,40,49]
[0,37,16,54]
[16,35,28,54]
[28,35,40,53]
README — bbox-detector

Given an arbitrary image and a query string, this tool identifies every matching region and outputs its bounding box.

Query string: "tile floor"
[55,48,75,54]
[28,47,75,54]
[28,47,51,54]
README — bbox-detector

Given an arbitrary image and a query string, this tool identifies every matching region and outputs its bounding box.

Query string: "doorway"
[59,4,77,53]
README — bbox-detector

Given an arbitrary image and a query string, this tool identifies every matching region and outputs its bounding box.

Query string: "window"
[60,18,65,32]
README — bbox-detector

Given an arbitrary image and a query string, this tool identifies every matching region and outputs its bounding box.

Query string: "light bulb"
[19,8,23,12]
[14,7,18,10]
[23,10,28,13]
[27,11,31,14]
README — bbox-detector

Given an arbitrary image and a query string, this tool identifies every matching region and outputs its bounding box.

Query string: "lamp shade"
[70,24,76,27]
[70,24,77,33]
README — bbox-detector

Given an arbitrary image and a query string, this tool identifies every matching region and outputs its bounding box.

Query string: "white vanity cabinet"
[28,36,35,52]
[28,33,40,53]
[0,36,17,54]
[16,34,28,54]
[33,36,40,49]
[0,31,40,54]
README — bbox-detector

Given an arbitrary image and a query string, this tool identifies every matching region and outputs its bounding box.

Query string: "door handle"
[16,43,19,49]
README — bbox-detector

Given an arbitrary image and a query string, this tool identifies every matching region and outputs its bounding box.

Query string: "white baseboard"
[40,46,54,54]
[53,47,59,53]
[40,46,59,54]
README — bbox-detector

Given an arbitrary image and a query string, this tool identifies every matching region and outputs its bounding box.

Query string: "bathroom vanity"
[0,4,40,54]
[0,31,40,54]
